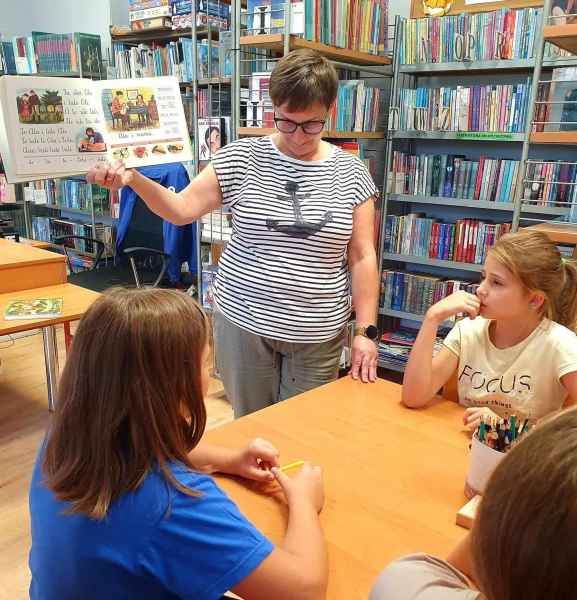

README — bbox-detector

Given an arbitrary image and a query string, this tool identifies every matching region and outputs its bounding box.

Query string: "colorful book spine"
[389,151,521,203]
[396,83,530,134]
[381,270,478,317]
[384,213,511,265]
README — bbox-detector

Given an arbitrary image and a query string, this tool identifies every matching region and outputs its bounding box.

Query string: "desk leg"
[42,325,60,411]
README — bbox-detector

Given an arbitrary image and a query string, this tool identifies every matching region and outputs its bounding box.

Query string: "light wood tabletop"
[205,377,469,600]
[0,283,100,336]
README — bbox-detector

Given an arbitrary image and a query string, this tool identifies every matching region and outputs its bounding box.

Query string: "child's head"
[483,229,577,330]
[471,405,577,600]
[43,288,210,519]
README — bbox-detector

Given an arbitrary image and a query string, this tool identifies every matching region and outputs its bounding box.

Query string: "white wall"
[110,0,129,27]
[1,0,112,59]
[389,0,411,20]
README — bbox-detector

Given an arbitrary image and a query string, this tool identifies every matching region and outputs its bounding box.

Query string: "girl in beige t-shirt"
[402,230,577,427]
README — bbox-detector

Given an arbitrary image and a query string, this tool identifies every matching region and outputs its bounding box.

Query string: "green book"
[4,298,63,320]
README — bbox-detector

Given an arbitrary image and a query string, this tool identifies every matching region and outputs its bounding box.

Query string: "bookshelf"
[515,0,577,236]
[239,34,391,66]
[543,23,577,54]
[378,4,577,371]
[110,26,218,44]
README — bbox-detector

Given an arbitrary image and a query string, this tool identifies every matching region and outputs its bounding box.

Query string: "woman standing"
[88,49,380,418]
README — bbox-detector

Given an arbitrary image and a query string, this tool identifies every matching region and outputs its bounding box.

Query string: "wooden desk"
[19,238,53,250]
[0,283,100,409]
[205,378,469,600]
[0,238,66,293]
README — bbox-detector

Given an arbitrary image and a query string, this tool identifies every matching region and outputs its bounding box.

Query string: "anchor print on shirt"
[266,181,333,239]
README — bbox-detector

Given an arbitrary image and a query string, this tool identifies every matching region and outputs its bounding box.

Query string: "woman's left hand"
[350,335,378,383]
[228,438,280,482]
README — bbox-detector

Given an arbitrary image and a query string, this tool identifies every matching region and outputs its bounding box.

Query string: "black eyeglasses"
[274,116,326,135]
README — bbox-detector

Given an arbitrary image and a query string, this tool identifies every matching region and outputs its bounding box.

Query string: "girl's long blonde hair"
[490,229,577,331]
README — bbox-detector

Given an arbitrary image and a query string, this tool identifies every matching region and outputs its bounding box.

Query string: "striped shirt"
[211,136,378,343]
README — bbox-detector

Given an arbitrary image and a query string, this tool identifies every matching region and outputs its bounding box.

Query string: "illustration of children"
[18,93,30,122]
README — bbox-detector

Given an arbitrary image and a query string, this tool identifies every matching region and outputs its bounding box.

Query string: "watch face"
[365,325,378,341]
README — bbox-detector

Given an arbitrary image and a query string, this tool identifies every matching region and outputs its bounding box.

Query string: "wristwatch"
[354,324,379,341]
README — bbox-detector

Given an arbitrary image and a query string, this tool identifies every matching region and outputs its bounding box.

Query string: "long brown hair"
[471,406,577,600]
[43,288,209,519]
[490,229,577,330]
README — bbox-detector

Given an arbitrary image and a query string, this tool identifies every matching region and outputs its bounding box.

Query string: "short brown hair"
[43,288,209,519]
[269,48,338,111]
[490,229,577,330]
[471,406,577,600]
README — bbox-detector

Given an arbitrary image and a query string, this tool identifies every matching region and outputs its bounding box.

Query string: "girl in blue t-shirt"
[29,288,326,600]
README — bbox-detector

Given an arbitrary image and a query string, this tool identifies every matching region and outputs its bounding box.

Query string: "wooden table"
[0,238,66,294]
[18,237,53,250]
[205,378,469,600]
[0,283,100,410]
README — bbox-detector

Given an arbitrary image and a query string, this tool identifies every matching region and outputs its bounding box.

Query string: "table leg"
[42,325,60,412]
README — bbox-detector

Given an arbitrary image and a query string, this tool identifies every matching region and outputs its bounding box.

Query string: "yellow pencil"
[279,460,305,472]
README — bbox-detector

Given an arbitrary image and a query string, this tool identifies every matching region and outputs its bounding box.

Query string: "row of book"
[393,84,530,134]
[384,213,511,265]
[0,32,102,77]
[534,67,577,133]
[523,161,577,210]
[378,330,443,371]
[326,81,381,132]
[112,35,232,81]
[381,269,478,319]
[399,7,541,65]
[388,150,577,211]
[32,216,116,256]
[388,152,521,204]
[246,0,388,56]
[20,180,118,217]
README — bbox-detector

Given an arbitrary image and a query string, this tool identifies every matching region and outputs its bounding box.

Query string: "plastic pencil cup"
[464,433,505,499]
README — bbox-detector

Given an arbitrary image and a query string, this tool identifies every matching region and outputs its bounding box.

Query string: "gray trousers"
[213,309,345,418]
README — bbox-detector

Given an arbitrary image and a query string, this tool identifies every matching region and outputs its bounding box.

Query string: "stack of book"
[172,0,230,30]
[394,84,530,133]
[0,32,102,76]
[388,152,521,203]
[381,270,478,318]
[399,7,540,65]
[384,213,511,265]
[378,329,443,371]
[129,0,173,31]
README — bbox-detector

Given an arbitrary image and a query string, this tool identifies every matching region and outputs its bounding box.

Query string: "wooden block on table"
[456,494,481,529]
